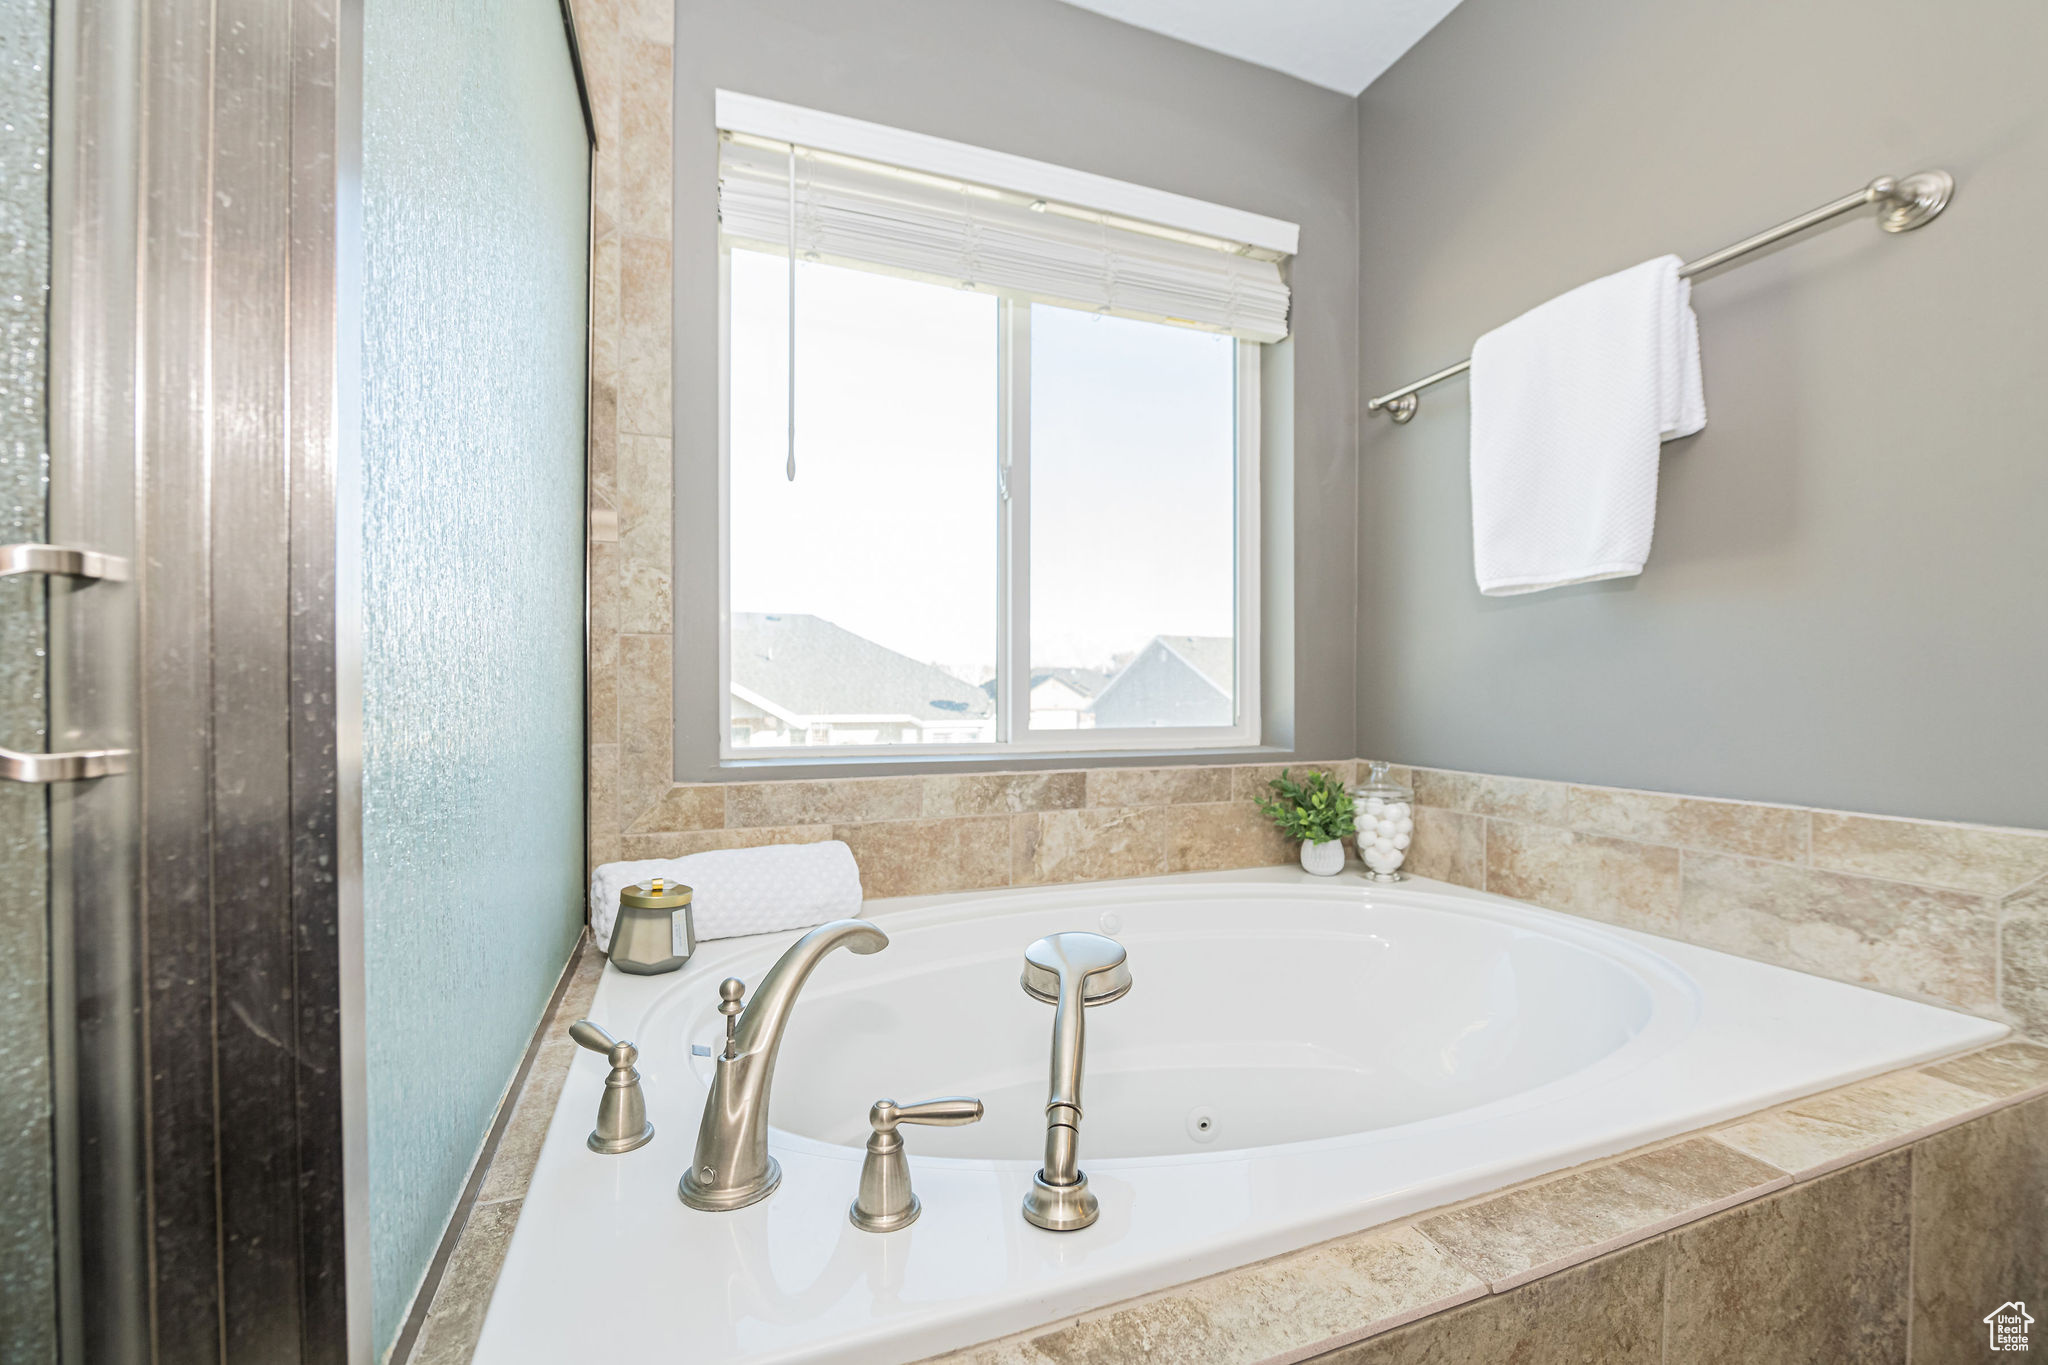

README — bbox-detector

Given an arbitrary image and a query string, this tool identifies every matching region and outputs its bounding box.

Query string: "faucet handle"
[871,1097,983,1133]
[717,977,745,1059]
[852,1096,982,1232]
[569,1019,636,1067]
[568,1019,654,1155]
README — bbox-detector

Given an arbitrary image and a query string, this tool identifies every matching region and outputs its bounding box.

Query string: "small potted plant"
[1256,769,1355,876]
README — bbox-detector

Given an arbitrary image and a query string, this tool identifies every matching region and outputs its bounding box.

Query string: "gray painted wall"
[1355,0,2048,828]
[672,0,1360,781]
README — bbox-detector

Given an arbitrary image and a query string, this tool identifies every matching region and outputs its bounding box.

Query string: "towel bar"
[1366,170,1953,424]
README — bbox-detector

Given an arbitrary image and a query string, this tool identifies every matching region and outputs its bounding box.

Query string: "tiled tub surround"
[609,760,1361,895]
[1395,764,2048,1041]
[929,1040,2048,1365]
[572,0,679,874]
[467,869,2009,1363]
[590,752,2048,1045]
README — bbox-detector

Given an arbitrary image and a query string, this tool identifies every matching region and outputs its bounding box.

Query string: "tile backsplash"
[1399,764,2048,1042]
[606,761,1355,900]
[592,748,2047,1043]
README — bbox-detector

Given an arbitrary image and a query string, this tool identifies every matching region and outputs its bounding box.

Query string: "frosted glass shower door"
[359,0,591,1354]
[0,0,57,1357]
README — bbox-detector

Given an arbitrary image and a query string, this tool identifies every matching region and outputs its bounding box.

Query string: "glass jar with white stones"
[1350,762,1414,882]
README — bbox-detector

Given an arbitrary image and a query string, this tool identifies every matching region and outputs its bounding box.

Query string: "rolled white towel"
[589,840,862,952]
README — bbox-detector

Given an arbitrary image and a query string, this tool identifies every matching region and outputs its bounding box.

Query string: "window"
[715,97,1292,757]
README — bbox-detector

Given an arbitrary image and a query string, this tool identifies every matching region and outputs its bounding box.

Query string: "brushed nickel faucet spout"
[680,918,888,1211]
[1020,931,1130,1231]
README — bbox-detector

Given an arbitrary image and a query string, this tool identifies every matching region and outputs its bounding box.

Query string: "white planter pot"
[1298,839,1346,876]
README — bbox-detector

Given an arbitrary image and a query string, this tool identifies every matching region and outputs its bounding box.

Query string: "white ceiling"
[1054,0,1464,96]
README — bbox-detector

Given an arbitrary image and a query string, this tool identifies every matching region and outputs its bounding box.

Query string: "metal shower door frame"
[46,0,357,1359]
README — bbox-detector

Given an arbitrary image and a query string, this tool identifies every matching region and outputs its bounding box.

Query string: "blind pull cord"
[786,145,798,482]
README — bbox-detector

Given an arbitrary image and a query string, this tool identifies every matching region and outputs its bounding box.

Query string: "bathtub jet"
[1019,931,1131,1231]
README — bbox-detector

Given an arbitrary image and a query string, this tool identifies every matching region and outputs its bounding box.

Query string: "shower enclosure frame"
[48,0,353,1358]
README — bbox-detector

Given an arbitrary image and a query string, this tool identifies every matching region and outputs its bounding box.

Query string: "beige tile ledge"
[1403,762,2048,895]
[1713,1039,2048,1180]
[923,1038,2048,1365]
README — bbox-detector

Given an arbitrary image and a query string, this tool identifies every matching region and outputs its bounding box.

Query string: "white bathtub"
[475,867,2004,1365]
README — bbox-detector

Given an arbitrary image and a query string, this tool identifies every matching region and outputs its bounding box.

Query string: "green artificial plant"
[1255,768,1356,845]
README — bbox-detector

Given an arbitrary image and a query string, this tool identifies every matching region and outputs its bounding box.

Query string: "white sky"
[728,249,1237,676]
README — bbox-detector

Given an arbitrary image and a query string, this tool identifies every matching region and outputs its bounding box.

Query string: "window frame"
[715,245,1262,763]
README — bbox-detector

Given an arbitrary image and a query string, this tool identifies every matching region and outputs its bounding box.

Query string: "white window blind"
[717,133,1292,343]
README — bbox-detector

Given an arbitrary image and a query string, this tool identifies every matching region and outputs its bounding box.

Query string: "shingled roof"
[730,612,994,723]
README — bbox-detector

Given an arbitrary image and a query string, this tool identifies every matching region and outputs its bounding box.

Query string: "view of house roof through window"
[719,126,1267,754]
[727,613,1233,747]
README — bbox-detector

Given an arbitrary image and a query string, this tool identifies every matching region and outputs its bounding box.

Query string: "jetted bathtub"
[474,866,2004,1364]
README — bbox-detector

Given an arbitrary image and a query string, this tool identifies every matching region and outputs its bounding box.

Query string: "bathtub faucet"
[679,918,889,1211]
[1019,931,1131,1231]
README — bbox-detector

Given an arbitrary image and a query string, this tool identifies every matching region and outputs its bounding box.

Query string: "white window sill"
[711,744,1291,780]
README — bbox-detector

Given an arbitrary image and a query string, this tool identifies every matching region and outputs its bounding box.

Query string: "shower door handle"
[0,541,133,782]
[0,542,129,583]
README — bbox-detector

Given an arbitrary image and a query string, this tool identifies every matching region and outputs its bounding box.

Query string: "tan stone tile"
[1325,1241,1662,1365]
[618,234,671,437]
[588,540,619,745]
[587,742,620,872]
[617,519,671,636]
[1085,765,1232,807]
[1418,1138,1783,1291]
[619,824,831,860]
[543,938,604,1034]
[614,432,671,635]
[1810,811,2048,896]
[1680,851,1999,1010]
[616,433,670,534]
[618,39,672,239]
[1485,818,1681,935]
[1165,801,1293,873]
[1404,806,1484,890]
[1231,760,1355,802]
[409,1198,524,1365]
[1662,1152,1910,1365]
[1014,807,1167,886]
[1922,1040,2048,1101]
[478,1039,575,1204]
[923,771,1084,818]
[2004,879,2048,1040]
[588,376,618,508]
[590,230,620,385]
[835,818,1009,898]
[1409,767,1476,810]
[1907,1094,2048,1365]
[725,778,922,828]
[1713,1069,1997,1179]
[933,1224,1483,1365]
[616,633,673,825]
[1566,785,1808,863]
[615,0,673,45]
[623,783,723,834]
[1411,768,1566,824]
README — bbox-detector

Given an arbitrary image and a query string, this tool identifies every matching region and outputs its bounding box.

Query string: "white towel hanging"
[1468,255,1705,596]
